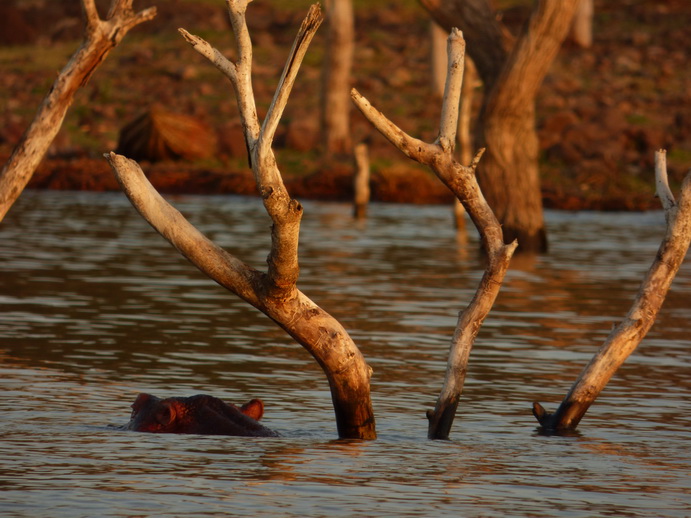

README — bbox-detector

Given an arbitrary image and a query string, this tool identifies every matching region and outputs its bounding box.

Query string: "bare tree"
[352,29,517,439]
[321,0,354,154]
[533,150,691,432]
[106,2,376,440]
[0,0,156,222]
[419,0,582,252]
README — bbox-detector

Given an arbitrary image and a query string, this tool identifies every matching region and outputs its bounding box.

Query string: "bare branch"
[534,160,691,433]
[106,3,156,37]
[105,153,262,306]
[470,147,485,169]
[178,30,259,155]
[226,0,253,66]
[351,88,437,163]
[655,149,675,215]
[178,29,239,87]
[260,4,323,156]
[437,28,465,151]
[81,0,100,28]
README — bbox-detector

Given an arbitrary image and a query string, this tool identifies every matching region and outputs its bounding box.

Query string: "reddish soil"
[1,0,689,210]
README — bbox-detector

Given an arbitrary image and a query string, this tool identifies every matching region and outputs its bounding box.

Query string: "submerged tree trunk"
[0,0,155,222]
[109,3,376,440]
[352,30,516,440]
[420,0,581,252]
[533,150,691,432]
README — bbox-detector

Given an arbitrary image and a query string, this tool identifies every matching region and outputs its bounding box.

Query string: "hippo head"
[126,393,279,437]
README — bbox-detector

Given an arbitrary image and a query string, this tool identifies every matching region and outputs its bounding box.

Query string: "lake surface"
[1,190,690,517]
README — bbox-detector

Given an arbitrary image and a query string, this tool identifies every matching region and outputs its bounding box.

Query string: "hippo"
[125,393,280,437]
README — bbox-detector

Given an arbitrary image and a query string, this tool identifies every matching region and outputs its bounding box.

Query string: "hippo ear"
[155,401,177,427]
[240,399,264,421]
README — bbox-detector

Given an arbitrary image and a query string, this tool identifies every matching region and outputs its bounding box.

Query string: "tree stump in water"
[117,105,217,162]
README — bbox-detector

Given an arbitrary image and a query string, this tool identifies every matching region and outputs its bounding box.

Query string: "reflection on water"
[1,190,690,516]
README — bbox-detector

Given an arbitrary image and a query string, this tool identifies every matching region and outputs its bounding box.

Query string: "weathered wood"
[534,150,691,432]
[0,0,155,222]
[430,21,475,231]
[453,56,477,232]
[352,29,517,439]
[110,2,376,439]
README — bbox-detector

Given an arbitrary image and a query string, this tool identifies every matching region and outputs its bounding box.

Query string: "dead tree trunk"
[533,150,691,433]
[107,2,376,440]
[420,0,581,252]
[352,30,517,440]
[0,0,155,222]
[321,0,354,154]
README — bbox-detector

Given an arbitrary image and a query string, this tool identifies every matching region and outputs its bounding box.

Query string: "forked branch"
[0,0,156,222]
[179,3,323,295]
[533,150,691,432]
[352,29,517,439]
[108,2,376,439]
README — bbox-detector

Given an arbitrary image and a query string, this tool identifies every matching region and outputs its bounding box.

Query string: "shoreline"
[21,155,662,212]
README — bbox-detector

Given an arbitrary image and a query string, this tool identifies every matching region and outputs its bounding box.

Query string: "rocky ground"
[0,0,689,210]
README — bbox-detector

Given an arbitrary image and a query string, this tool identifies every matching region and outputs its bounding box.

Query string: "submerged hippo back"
[126,393,280,437]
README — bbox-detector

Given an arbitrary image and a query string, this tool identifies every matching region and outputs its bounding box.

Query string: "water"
[1,190,690,517]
